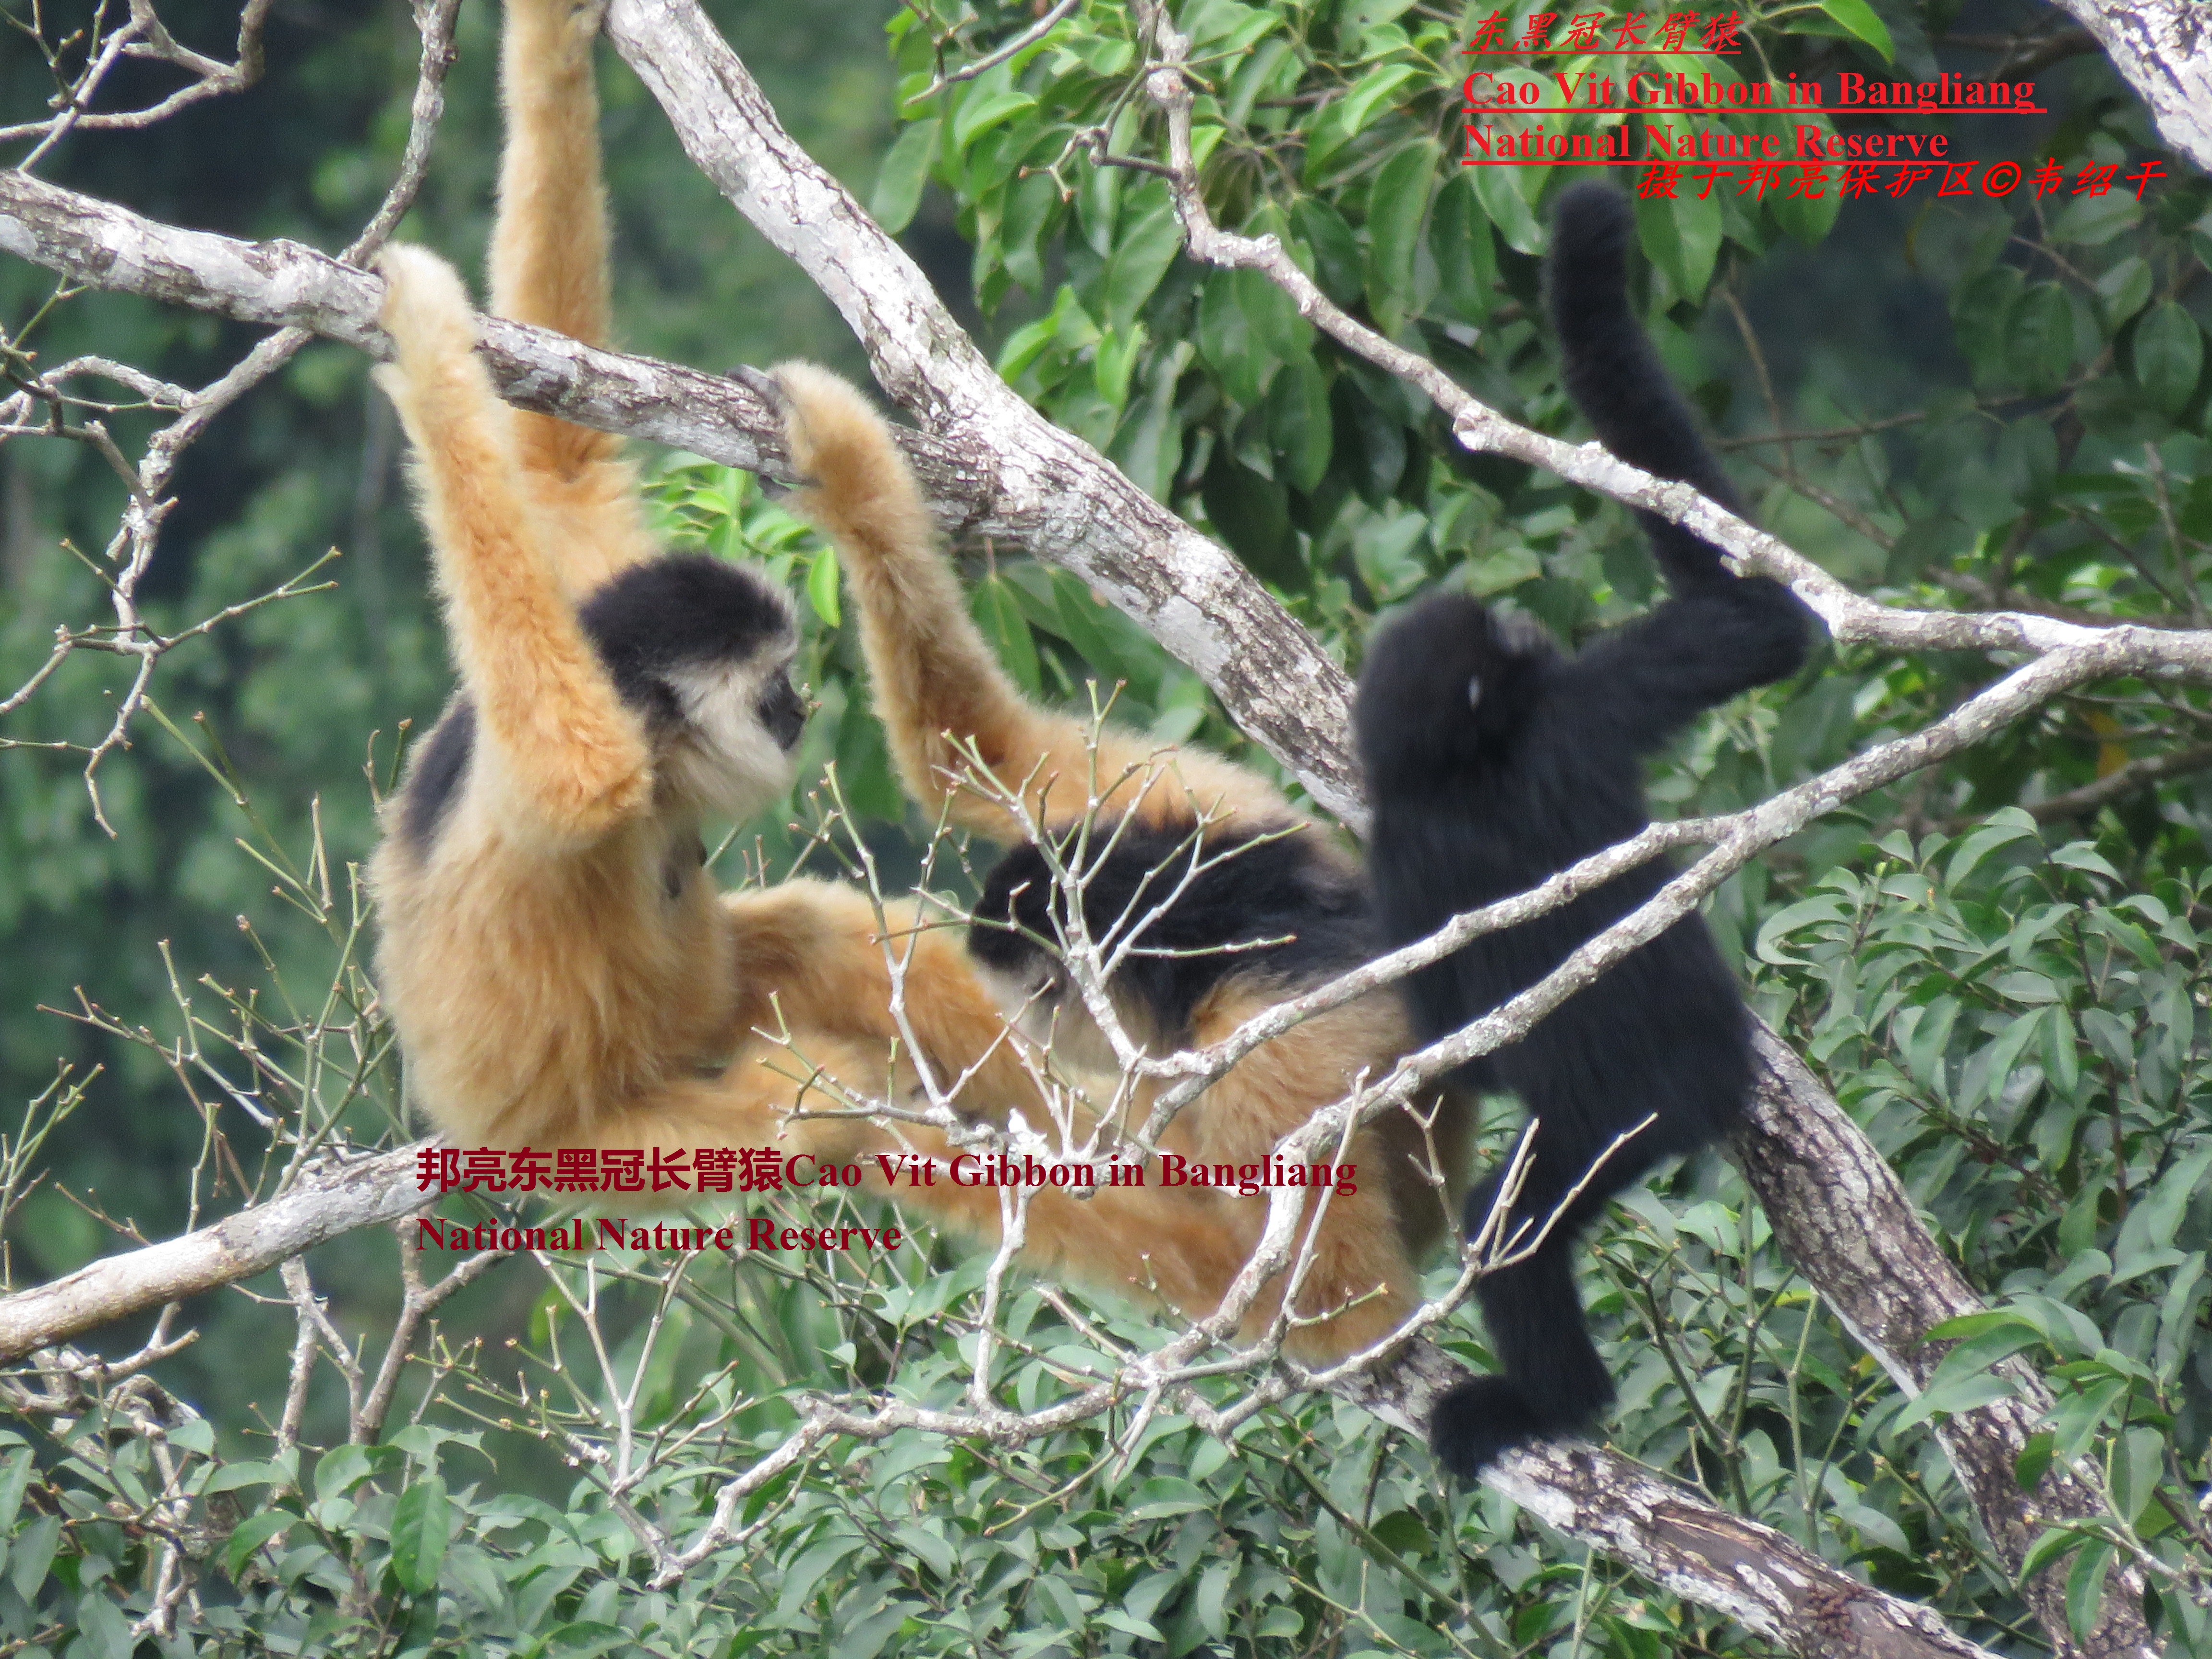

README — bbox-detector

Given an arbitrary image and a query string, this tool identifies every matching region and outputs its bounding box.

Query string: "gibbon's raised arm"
[770,364,1287,844]
[488,0,655,592]
[375,247,652,842]
[1545,184,1812,751]
[759,364,1471,1359]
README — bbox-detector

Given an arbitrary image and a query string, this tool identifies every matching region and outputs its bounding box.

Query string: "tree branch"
[600,0,1366,824]
[2039,0,2212,174]
[1739,1032,2159,1659]
[0,1146,427,1363]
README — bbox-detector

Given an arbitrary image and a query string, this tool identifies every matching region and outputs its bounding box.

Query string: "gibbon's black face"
[1354,591,1555,794]
[578,553,805,818]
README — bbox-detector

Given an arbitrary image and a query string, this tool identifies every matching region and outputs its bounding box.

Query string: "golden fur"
[770,366,1471,1355]
[367,0,1460,1361]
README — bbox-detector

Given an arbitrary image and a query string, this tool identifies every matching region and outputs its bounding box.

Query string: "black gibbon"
[764,363,1473,1357]
[369,0,1453,1361]
[1352,181,1815,1477]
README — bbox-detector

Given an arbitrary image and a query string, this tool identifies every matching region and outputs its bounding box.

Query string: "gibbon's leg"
[766,363,1289,842]
[720,879,1051,1123]
[600,1037,1310,1346]
[375,246,650,839]
[1177,996,1427,1355]
[489,0,656,589]
[1428,1166,1618,1479]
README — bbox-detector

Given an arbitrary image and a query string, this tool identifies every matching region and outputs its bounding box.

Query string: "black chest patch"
[399,699,476,852]
[662,835,705,901]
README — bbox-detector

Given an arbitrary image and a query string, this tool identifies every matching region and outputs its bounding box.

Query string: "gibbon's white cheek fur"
[663,656,799,821]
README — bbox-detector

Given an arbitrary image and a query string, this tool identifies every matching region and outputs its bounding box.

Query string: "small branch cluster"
[0,0,461,830]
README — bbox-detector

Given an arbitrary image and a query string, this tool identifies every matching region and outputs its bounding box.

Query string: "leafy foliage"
[2,0,2212,1655]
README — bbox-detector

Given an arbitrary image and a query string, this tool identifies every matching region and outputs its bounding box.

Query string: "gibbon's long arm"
[719,879,1052,1122]
[375,247,651,840]
[488,0,655,591]
[769,364,1288,844]
[1545,183,1812,751]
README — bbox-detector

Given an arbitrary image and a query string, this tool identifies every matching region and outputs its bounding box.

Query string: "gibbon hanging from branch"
[366,0,1462,1360]
[1356,182,1815,1476]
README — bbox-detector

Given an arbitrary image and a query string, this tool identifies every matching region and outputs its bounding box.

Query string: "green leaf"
[2112,1427,2166,1526]
[1194,1558,1235,1639]
[2049,1375,2130,1464]
[1102,197,1183,331]
[2156,1252,2208,1381]
[950,88,1036,151]
[1635,186,1722,304]
[1002,171,1058,294]
[201,1460,285,1497]
[73,1591,132,1659]
[2114,1142,2212,1261]
[1308,61,1419,177]
[1817,0,1894,60]
[1365,140,1438,333]
[1429,175,1496,323]
[540,1621,633,1659]
[1126,1477,1211,1519]
[1200,456,1301,589]
[871,120,939,235]
[2052,189,2140,247]
[313,1442,373,1503]
[1197,270,1268,407]
[2015,1431,2055,1492]
[9,1514,59,1599]
[1266,360,1333,494]
[2066,1539,2113,1640]
[971,576,1041,693]
[1890,1370,2015,1433]
[808,545,842,628]
[1473,158,1543,255]
[390,1476,451,1596]
[2132,302,2204,417]
[0,1447,31,1533]
[225,1510,298,1581]
[2039,1005,2081,1097]
[1095,323,1145,409]
[1293,198,1365,305]
[2006,284,2075,395]
[2020,1522,2091,1580]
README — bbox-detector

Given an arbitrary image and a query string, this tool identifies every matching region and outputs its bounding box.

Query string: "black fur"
[577,553,793,727]
[969,823,1375,1041]
[399,554,795,850]
[1353,182,1815,1480]
[400,699,475,851]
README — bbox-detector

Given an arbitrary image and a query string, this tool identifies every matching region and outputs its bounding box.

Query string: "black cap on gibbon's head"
[577,553,795,718]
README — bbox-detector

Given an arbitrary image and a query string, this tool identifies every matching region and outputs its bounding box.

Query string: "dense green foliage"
[2,0,2210,1654]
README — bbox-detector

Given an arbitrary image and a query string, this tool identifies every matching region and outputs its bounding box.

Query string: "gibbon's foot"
[374,245,477,361]
[1427,1375,1597,1481]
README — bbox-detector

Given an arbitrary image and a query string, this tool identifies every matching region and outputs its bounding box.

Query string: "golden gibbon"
[368,0,1464,1359]
[762,368,1471,1356]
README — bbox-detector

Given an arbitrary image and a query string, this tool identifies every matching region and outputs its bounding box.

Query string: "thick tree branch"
[2040,0,2212,174]
[1740,1033,2159,1659]
[0,1146,428,1363]
[599,0,1365,824]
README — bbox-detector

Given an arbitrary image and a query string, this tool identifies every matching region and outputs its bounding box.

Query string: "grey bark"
[2043,0,2212,173]
[1740,1032,2159,1659]
[0,1146,428,1363]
